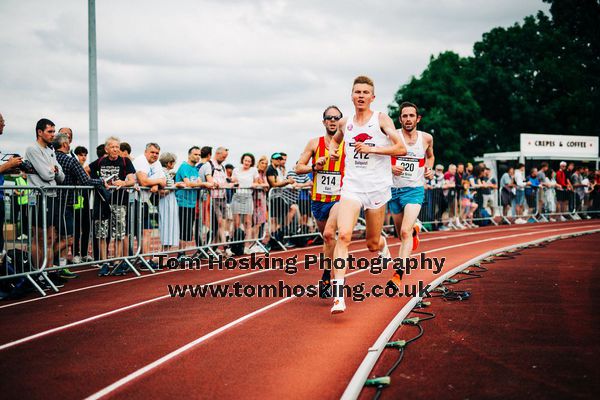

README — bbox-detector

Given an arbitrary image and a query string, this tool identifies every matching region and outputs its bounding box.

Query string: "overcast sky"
[0,0,549,169]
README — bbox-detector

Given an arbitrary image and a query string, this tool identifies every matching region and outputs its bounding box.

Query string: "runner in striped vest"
[296,105,346,298]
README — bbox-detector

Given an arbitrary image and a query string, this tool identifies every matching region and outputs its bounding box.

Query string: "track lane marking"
[69,224,598,399]
[1,223,596,353]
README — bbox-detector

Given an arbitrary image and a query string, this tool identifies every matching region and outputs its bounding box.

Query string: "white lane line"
[0,223,568,310]
[78,224,596,399]
[0,223,596,353]
[83,296,292,400]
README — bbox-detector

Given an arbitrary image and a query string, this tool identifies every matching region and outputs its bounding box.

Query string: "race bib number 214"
[316,171,341,196]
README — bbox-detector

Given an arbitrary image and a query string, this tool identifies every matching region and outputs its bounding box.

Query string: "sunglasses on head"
[323,115,342,121]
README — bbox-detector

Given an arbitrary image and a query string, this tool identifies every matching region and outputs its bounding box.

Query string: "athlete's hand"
[424,167,434,180]
[354,142,371,154]
[329,147,340,161]
[392,165,404,176]
[314,156,327,170]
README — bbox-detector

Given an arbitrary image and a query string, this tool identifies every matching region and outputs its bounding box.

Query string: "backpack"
[0,249,31,300]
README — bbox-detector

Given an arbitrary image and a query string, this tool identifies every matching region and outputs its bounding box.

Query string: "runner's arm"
[424,132,435,179]
[328,120,345,161]
[295,138,318,174]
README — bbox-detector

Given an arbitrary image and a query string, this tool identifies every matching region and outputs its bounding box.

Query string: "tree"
[389,0,600,164]
[389,51,490,164]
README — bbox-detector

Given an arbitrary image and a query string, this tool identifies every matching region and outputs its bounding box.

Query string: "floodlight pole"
[88,0,98,154]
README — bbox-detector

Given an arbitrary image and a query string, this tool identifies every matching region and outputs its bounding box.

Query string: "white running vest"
[342,111,392,192]
[392,130,426,188]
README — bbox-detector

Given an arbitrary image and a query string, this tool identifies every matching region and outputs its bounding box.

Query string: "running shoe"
[412,223,421,251]
[98,263,111,276]
[112,261,130,276]
[378,235,391,260]
[59,268,79,279]
[386,268,404,291]
[330,298,346,314]
[46,273,66,287]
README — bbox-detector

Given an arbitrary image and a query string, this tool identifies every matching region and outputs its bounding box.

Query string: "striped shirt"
[311,136,345,202]
[56,150,104,204]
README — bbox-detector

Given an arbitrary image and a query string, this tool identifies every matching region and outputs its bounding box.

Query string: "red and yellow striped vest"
[311,136,345,202]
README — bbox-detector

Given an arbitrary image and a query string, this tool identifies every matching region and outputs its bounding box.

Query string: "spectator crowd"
[1,115,599,293]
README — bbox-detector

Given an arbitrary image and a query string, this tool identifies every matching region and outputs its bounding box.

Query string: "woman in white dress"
[159,153,185,250]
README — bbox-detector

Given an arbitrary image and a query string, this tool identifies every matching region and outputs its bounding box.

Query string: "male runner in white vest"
[387,102,435,290]
[328,76,406,314]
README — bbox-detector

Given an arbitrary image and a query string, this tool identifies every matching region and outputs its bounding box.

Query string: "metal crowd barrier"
[2,179,598,298]
[266,187,320,251]
[473,182,598,226]
[113,185,273,263]
[381,182,598,233]
[1,185,53,296]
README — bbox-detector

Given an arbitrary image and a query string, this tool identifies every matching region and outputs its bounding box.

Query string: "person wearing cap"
[266,153,296,244]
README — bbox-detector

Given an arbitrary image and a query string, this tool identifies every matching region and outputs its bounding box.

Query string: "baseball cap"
[271,152,283,160]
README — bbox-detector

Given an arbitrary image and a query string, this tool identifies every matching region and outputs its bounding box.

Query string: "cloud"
[0,0,549,166]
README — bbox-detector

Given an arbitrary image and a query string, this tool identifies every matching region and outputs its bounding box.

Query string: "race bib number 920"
[396,157,419,180]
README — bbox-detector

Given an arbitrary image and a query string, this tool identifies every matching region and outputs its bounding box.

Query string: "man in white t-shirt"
[199,147,232,254]
[132,143,166,271]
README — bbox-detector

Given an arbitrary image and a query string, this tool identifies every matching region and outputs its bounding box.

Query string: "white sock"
[332,278,344,300]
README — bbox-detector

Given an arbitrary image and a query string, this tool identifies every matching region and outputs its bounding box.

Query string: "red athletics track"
[0,221,598,399]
